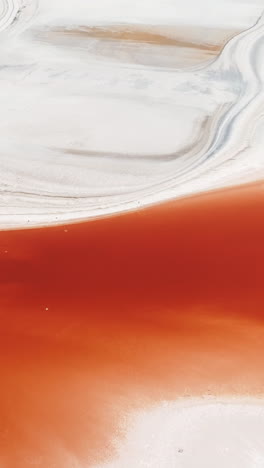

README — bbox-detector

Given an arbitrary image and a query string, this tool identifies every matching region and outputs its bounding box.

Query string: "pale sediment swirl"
[0,0,21,31]
[0,0,37,33]
[0,0,264,228]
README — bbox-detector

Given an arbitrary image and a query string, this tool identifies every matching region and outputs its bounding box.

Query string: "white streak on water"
[0,0,264,228]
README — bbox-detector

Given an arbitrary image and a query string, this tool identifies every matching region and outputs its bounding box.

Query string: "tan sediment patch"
[50,24,240,52]
[57,105,228,167]
[32,24,242,69]
[57,114,212,164]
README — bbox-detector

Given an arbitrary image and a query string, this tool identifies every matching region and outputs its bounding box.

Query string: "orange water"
[1,182,264,466]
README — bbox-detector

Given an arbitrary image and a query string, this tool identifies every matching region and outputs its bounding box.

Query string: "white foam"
[96,398,264,468]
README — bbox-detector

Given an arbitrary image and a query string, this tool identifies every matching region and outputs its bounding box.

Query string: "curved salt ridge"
[96,398,264,468]
[0,0,20,32]
[0,0,264,228]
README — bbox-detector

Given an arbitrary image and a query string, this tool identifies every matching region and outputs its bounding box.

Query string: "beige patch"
[51,24,239,52]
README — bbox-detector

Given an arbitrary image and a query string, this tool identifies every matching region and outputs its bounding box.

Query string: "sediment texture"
[0,0,264,227]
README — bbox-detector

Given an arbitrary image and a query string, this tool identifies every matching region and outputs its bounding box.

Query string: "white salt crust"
[0,0,264,228]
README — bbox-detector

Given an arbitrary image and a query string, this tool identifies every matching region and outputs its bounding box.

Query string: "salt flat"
[0,0,264,227]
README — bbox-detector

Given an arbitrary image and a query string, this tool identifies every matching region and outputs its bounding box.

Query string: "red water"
[1,182,264,466]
